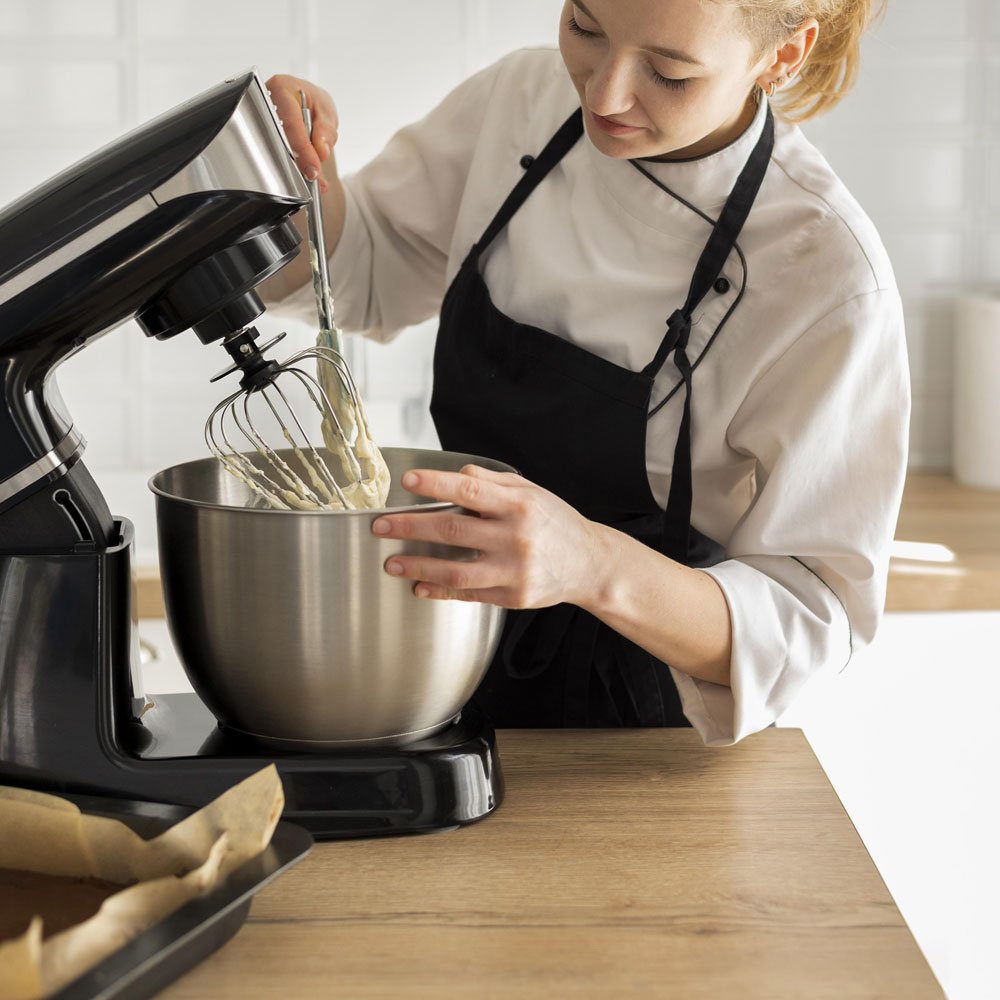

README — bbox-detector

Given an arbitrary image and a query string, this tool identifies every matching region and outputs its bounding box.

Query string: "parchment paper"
[0,766,284,1000]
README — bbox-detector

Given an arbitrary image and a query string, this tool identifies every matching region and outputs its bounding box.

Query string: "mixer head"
[0,70,309,551]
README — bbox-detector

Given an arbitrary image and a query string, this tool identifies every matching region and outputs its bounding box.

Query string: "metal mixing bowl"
[149,447,511,748]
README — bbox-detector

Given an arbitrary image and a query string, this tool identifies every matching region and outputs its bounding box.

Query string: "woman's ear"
[756,17,819,93]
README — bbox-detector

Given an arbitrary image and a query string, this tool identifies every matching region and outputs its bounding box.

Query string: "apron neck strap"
[470,108,584,260]
[642,105,776,380]
[648,104,775,564]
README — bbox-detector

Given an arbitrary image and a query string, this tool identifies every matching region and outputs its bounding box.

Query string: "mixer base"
[127,693,503,839]
[0,521,503,841]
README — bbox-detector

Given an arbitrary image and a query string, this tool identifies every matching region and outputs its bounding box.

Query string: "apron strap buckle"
[642,309,691,379]
[666,309,692,350]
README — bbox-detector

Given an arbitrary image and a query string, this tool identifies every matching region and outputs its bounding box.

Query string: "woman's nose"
[584,55,637,117]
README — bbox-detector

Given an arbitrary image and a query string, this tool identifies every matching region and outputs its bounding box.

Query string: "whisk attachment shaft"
[205,93,391,512]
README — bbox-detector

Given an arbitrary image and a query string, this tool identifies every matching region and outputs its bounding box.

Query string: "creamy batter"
[315,334,391,509]
[215,253,391,511]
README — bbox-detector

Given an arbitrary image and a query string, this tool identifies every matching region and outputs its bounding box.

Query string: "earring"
[765,76,787,98]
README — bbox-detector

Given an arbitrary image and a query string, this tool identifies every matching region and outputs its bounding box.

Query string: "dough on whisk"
[316,330,391,510]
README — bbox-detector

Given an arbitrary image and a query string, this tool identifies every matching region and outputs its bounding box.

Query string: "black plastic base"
[0,519,504,839]
[128,693,503,838]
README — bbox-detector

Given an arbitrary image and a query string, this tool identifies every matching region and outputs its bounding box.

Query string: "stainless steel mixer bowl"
[149,447,511,748]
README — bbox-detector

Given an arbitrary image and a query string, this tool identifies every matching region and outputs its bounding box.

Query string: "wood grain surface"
[888,471,1000,610]
[160,729,943,999]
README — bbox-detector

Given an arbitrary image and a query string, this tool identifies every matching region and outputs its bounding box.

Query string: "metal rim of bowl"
[148,453,464,516]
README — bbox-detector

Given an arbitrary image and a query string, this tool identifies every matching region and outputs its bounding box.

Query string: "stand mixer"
[0,71,503,838]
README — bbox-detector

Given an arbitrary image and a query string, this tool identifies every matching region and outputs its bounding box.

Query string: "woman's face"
[558,0,769,160]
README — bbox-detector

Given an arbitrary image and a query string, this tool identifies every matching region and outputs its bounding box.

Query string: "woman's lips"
[589,111,644,137]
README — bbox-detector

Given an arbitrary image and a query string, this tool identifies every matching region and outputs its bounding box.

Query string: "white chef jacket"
[277,47,910,746]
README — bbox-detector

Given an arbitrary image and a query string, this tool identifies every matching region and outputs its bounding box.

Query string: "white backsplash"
[1,0,993,563]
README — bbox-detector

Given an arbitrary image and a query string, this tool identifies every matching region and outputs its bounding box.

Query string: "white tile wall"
[0,0,119,37]
[1,62,124,126]
[135,0,296,38]
[1,0,994,562]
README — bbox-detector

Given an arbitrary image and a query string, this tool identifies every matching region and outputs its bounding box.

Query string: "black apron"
[430,105,775,727]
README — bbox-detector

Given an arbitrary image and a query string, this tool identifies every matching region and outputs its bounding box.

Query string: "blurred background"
[1,3,997,999]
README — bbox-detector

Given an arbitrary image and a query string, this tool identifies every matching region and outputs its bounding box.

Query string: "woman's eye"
[566,15,598,38]
[651,70,688,91]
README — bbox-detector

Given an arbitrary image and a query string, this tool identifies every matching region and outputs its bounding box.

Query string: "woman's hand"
[259,74,347,303]
[371,465,611,609]
[265,74,339,193]
[372,465,733,684]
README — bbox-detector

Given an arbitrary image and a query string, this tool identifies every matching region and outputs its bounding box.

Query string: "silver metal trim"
[0,196,157,309]
[0,428,86,506]
[0,71,305,311]
[152,71,308,207]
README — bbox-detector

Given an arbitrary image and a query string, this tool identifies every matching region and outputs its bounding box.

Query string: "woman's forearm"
[260,155,347,304]
[577,524,733,687]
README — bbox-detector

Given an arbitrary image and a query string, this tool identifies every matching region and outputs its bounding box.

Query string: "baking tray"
[44,793,313,1000]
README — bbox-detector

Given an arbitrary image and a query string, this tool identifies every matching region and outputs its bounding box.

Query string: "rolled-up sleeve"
[670,288,910,745]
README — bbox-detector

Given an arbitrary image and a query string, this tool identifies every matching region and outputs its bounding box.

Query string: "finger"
[414,583,511,605]
[384,555,502,593]
[305,99,337,193]
[371,510,506,549]
[460,463,526,487]
[310,97,339,162]
[399,469,517,517]
[267,77,322,180]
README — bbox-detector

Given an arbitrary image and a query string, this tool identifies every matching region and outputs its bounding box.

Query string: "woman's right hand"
[258,74,348,303]
[266,74,339,193]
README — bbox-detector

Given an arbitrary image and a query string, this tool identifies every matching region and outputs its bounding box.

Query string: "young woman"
[265,0,908,745]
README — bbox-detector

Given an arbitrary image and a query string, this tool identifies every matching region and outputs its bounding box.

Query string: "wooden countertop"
[161,729,942,999]
[887,471,1000,611]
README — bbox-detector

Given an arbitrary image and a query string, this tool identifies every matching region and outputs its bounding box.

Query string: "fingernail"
[305,164,319,180]
[386,560,404,576]
[318,138,330,156]
[372,519,391,535]
[402,472,418,489]
[415,585,430,598]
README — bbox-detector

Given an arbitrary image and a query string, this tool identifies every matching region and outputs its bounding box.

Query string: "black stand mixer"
[0,71,502,838]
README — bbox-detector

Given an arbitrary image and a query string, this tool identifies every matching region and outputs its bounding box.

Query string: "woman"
[265,0,908,745]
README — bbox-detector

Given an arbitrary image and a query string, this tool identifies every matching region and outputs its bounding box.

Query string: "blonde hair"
[716,0,885,121]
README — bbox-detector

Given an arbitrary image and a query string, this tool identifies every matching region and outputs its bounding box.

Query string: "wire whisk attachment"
[205,327,389,510]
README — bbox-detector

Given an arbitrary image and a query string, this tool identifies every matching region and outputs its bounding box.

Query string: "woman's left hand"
[371,465,607,608]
